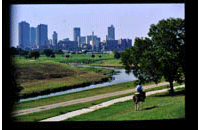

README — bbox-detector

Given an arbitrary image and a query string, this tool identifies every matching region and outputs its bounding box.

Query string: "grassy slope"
[15,83,183,121]
[66,87,185,121]
[14,56,113,95]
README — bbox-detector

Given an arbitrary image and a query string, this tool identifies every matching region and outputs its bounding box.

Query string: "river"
[19,65,138,102]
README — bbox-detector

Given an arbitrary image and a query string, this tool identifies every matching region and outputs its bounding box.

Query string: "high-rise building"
[18,21,30,49]
[108,25,115,40]
[52,31,58,47]
[30,27,36,48]
[87,32,101,52]
[73,27,80,42]
[36,24,48,49]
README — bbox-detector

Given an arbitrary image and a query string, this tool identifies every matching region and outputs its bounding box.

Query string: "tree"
[55,49,64,54]
[121,18,185,94]
[10,56,23,121]
[43,49,54,57]
[114,51,121,59]
[10,47,19,55]
[29,50,40,60]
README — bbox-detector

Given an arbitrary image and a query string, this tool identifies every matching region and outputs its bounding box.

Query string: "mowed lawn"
[66,88,185,121]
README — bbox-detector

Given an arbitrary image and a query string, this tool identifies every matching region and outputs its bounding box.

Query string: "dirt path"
[13,82,171,116]
[41,85,185,122]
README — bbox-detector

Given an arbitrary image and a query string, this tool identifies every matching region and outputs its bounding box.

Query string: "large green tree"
[121,18,185,94]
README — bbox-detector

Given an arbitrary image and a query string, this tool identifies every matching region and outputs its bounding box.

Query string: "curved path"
[41,84,185,121]
[13,82,171,117]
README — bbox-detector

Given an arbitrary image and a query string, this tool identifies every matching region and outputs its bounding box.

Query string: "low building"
[57,40,78,51]
[105,40,118,51]
[118,38,132,51]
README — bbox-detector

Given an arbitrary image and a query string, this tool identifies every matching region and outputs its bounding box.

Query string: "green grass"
[14,53,122,68]
[14,53,115,64]
[14,58,113,95]
[91,58,122,67]
[15,81,136,110]
[14,83,184,121]
[66,87,185,121]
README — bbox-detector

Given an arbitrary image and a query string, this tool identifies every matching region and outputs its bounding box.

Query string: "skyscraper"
[73,27,80,42]
[52,31,58,47]
[18,21,30,49]
[30,27,36,48]
[36,24,48,49]
[108,25,115,40]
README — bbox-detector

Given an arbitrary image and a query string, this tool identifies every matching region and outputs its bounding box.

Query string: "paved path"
[13,82,170,116]
[41,85,185,122]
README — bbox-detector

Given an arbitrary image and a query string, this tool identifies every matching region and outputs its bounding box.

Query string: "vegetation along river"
[19,65,138,102]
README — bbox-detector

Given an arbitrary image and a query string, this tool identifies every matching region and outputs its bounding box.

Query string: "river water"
[19,66,138,102]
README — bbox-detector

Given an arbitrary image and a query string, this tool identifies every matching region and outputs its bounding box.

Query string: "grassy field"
[15,82,183,121]
[91,58,123,67]
[13,54,185,121]
[66,87,185,121]
[14,56,113,95]
[14,53,116,64]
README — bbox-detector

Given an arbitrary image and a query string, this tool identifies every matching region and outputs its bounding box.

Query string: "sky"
[10,4,185,47]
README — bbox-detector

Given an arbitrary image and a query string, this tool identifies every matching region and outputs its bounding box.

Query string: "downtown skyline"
[11,4,185,47]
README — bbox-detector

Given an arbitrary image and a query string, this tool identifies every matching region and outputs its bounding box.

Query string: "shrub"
[66,55,70,58]
[29,50,40,60]
[43,49,54,57]
[50,54,55,58]
[91,54,95,58]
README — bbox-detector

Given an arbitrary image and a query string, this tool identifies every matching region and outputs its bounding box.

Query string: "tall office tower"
[30,27,36,48]
[52,31,58,47]
[73,27,80,42]
[91,32,94,51]
[18,21,30,49]
[36,24,48,49]
[108,24,115,40]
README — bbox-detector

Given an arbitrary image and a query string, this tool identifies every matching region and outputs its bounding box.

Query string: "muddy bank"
[19,76,113,99]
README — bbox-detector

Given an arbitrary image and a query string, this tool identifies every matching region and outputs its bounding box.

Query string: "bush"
[91,54,95,58]
[50,54,55,58]
[66,55,70,58]
[43,49,54,57]
[29,50,40,60]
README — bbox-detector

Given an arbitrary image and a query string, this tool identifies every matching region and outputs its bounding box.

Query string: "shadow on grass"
[143,105,158,110]
[153,89,185,97]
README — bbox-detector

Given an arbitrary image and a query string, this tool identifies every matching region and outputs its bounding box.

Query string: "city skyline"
[11,4,184,47]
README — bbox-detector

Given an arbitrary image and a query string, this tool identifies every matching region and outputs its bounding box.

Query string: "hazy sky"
[10,4,185,47]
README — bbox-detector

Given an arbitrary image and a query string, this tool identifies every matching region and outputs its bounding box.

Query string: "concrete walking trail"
[41,84,185,122]
[14,82,173,117]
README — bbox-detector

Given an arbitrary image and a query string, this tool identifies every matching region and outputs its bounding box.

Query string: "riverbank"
[14,59,114,99]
